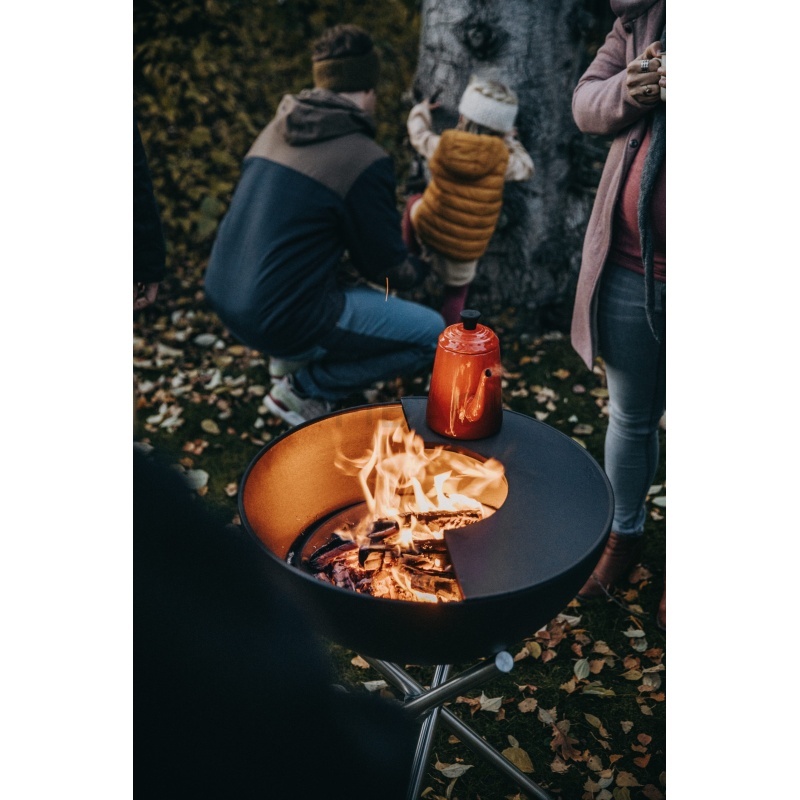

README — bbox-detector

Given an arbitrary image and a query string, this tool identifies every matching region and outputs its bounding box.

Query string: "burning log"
[400,508,482,531]
[302,513,478,603]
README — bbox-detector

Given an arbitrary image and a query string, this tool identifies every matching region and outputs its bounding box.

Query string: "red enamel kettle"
[426,310,503,440]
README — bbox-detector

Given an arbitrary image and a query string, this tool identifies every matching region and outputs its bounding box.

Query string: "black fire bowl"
[239,398,612,665]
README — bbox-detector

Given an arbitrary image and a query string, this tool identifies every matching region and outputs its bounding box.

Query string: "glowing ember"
[304,421,506,603]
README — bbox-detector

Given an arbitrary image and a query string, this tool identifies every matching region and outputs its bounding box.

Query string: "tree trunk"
[411,0,613,330]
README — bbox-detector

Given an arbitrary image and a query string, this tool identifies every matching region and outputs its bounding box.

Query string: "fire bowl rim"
[238,399,612,608]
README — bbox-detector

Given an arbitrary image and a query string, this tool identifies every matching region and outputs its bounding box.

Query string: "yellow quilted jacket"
[413,130,510,262]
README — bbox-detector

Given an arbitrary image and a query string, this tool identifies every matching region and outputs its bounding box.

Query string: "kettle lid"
[438,309,499,355]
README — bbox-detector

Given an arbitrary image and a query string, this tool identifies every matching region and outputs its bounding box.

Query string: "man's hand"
[625,41,663,106]
[134,282,160,310]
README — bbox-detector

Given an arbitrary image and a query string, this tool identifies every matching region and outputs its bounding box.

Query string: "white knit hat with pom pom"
[457,76,518,134]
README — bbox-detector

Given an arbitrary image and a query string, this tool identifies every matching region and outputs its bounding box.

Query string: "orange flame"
[335,420,504,548]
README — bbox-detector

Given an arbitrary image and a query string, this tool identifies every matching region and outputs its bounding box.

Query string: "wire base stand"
[362,652,554,800]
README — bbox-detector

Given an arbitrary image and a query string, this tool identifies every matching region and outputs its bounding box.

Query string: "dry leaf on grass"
[502,736,534,773]
[518,697,538,713]
[550,720,582,762]
[200,419,221,435]
[434,761,473,779]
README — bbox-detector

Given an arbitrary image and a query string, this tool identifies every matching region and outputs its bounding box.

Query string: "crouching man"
[204,24,444,426]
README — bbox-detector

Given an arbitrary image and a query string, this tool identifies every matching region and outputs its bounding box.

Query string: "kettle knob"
[460,309,481,330]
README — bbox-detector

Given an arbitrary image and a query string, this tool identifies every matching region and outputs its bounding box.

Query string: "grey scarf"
[638,26,666,340]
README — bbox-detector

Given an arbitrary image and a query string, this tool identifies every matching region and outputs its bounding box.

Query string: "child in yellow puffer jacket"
[403,76,534,325]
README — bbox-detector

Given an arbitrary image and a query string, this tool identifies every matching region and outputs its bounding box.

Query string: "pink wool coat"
[570,0,666,368]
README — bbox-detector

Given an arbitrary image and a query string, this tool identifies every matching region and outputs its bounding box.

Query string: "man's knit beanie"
[312,25,380,93]
[457,77,518,134]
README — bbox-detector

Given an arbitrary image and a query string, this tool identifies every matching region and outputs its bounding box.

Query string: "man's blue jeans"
[292,286,445,401]
[597,264,666,536]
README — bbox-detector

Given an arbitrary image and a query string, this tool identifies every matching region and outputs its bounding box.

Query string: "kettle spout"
[463,369,493,423]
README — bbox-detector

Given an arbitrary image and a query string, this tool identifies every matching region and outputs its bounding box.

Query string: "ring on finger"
[640,59,650,72]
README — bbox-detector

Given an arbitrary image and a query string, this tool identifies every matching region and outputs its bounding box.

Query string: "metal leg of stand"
[439,707,553,800]
[405,664,450,800]
[363,656,554,800]
[403,652,513,718]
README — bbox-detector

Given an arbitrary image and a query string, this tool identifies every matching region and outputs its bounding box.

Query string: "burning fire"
[336,420,504,545]
[299,421,506,602]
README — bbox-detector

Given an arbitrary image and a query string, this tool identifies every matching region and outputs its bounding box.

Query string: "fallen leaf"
[622,628,645,638]
[350,655,370,669]
[637,733,653,746]
[593,641,616,656]
[362,680,388,692]
[573,423,595,436]
[538,706,557,725]
[560,677,579,693]
[435,761,473,779]
[455,696,481,716]
[615,771,641,787]
[581,682,616,697]
[200,419,221,435]
[585,714,603,729]
[552,368,570,380]
[518,698,538,713]
[549,756,569,773]
[541,649,557,663]
[478,692,503,713]
[642,785,665,800]
[525,640,543,658]
[194,333,218,347]
[578,758,599,777]
[590,387,609,398]
[502,744,534,773]
[224,482,238,497]
[633,754,651,768]
[550,720,582,762]
[574,658,591,680]
[652,496,666,508]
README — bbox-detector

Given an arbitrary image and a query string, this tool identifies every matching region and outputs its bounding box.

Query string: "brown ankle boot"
[578,532,643,599]
[656,583,666,630]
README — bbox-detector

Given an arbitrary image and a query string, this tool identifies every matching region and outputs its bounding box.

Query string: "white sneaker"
[265,376,333,427]
[268,356,311,383]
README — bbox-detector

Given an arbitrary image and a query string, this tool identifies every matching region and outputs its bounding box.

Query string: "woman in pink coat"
[571,0,666,629]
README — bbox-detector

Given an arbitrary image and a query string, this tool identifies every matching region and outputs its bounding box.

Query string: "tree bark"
[411,0,613,330]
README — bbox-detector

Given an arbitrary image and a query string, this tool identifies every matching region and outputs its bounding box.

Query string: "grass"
[134,287,666,800]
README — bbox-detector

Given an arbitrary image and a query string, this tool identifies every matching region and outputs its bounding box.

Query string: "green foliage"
[134,0,421,283]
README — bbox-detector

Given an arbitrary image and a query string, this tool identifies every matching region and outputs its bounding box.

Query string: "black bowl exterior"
[239,401,612,665]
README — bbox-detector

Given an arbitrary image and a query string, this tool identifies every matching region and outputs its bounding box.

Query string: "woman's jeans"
[597,264,666,537]
[293,286,445,401]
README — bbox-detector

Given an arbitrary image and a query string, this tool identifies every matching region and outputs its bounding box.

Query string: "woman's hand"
[625,41,663,106]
